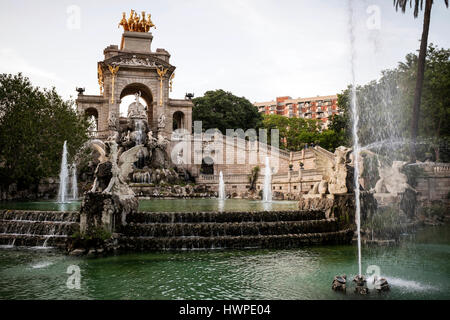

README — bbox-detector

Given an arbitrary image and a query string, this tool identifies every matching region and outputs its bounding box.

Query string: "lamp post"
[299,161,304,194]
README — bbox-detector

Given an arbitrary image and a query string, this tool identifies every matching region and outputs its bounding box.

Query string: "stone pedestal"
[121,31,153,52]
[298,192,377,228]
[80,192,138,235]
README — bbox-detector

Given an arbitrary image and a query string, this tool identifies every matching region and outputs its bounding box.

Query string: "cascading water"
[135,120,144,145]
[71,163,78,200]
[263,156,272,203]
[57,141,69,204]
[348,0,362,277]
[218,171,226,200]
[135,120,146,169]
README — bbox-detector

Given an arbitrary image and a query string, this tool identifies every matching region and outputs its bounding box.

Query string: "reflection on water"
[0,225,449,300]
[0,199,299,212]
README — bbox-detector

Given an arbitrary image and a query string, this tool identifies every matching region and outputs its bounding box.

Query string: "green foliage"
[261,114,343,152]
[337,44,450,162]
[0,73,89,188]
[192,89,263,133]
[419,202,447,220]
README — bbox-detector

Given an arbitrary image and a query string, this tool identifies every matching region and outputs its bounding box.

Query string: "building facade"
[254,95,340,128]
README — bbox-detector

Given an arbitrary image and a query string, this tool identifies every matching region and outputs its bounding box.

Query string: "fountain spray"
[57,141,69,204]
[263,156,272,203]
[348,0,362,277]
[218,171,226,200]
[71,163,78,200]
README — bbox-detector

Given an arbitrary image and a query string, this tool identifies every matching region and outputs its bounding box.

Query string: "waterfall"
[57,141,69,204]
[71,163,78,200]
[218,171,226,200]
[136,120,144,145]
[348,0,362,277]
[263,156,272,203]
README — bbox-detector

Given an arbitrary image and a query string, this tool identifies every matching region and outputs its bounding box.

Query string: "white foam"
[386,277,437,291]
[32,261,53,269]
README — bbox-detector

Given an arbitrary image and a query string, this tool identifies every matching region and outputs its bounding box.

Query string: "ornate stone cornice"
[102,53,174,72]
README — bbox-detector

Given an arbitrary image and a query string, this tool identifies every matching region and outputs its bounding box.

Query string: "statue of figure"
[140,11,147,31]
[127,91,146,119]
[313,146,352,195]
[147,130,157,145]
[373,161,416,196]
[134,91,141,103]
[157,132,169,149]
[108,111,117,129]
[90,140,142,197]
[97,65,104,95]
[158,113,166,128]
[134,13,142,32]
[145,13,156,32]
[118,12,129,31]
[120,10,154,33]
[128,10,136,31]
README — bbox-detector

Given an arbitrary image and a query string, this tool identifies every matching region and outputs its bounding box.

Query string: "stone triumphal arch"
[76,26,192,140]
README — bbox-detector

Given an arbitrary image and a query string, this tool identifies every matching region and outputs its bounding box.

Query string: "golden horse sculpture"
[119,10,155,33]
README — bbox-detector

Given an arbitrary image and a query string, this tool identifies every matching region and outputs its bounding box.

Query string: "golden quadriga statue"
[119,10,155,33]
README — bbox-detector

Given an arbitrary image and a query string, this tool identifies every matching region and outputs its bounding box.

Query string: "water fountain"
[218,171,225,200]
[347,0,362,278]
[71,163,78,200]
[57,141,69,204]
[263,156,272,203]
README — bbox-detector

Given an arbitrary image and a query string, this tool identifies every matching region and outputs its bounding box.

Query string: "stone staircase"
[0,210,79,248]
[119,210,354,251]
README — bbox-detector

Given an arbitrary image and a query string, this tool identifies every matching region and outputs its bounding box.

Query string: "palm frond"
[393,0,435,18]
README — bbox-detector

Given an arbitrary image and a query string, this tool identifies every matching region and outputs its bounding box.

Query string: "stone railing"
[188,133,292,160]
[315,145,334,161]
[415,162,450,176]
[198,174,249,184]
[433,163,450,174]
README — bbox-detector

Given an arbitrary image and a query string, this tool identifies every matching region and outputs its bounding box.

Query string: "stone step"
[0,210,79,223]
[0,234,69,248]
[121,219,338,238]
[0,220,79,236]
[119,229,354,251]
[127,210,325,224]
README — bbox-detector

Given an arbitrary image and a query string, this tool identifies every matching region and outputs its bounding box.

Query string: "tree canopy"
[336,44,450,162]
[0,73,89,188]
[261,114,344,152]
[192,89,263,133]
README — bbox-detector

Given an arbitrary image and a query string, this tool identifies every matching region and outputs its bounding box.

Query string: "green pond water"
[0,199,299,212]
[0,225,449,300]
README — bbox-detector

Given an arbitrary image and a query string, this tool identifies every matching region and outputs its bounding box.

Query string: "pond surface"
[0,199,299,212]
[0,225,449,300]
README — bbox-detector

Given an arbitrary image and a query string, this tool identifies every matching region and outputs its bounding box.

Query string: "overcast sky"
[0,0,449,103]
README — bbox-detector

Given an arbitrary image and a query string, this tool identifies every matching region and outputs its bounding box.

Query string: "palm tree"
[393,0,448,162]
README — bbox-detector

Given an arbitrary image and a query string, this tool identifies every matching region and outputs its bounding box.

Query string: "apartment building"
[254,95,339,128]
